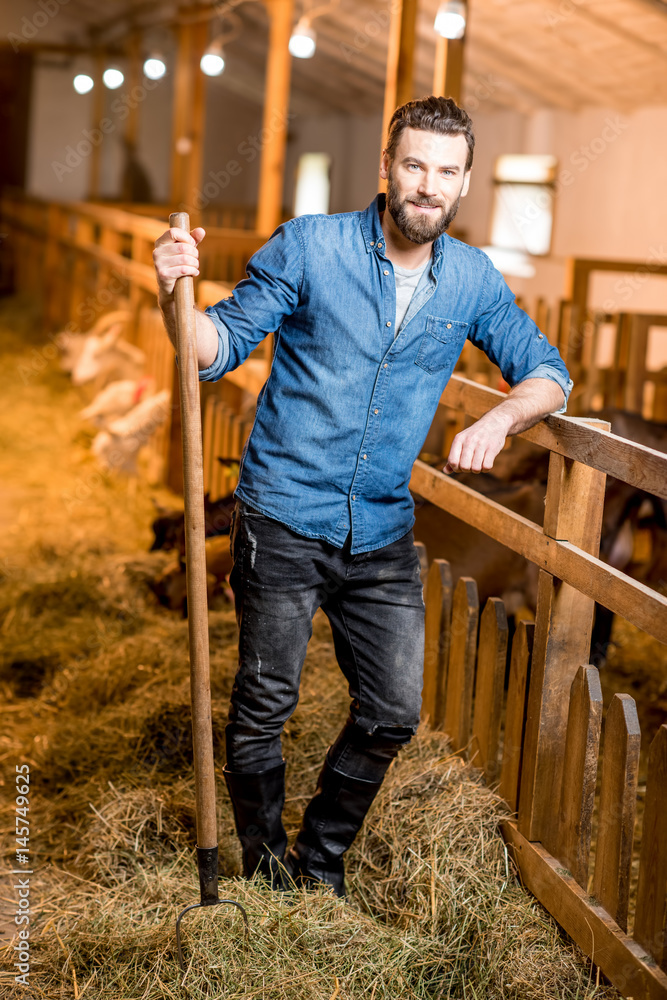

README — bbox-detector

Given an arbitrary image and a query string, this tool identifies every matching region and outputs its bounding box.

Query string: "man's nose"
[417,171,439,197]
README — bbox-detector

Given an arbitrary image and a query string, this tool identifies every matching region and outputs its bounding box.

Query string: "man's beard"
[386,166,462,245]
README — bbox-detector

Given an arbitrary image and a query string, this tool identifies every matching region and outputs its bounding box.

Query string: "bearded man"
[153,96,572,898]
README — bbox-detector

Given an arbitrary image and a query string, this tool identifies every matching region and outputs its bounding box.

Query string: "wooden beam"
[87,51,106,201]
[256,0,295,233]
[409,461,667,644]
[170,21,207,214]
[433,37,464,105]
[381,0,419,177]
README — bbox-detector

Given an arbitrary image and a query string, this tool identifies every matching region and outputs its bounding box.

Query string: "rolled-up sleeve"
[196,218,304,383]
[469,256,573,412]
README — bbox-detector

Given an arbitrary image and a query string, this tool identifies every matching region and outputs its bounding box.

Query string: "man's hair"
[385,96,475,172]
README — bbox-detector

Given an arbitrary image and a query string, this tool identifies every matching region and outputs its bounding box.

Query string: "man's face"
[380,128,471,244]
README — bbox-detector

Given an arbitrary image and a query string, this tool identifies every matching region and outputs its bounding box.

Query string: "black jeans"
[225,499,425,782]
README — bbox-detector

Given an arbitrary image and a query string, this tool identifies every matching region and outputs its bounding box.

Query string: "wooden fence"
[3,190,667,997]
[412,379,667,999]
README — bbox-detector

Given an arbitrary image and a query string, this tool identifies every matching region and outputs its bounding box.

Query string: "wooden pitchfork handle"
[170,212,248,972]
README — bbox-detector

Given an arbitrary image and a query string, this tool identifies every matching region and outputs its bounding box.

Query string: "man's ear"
[461,168,472,198]
[379,149,390,181]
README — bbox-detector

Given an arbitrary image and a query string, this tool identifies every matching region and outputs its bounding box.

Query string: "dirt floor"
[1,293,661,998]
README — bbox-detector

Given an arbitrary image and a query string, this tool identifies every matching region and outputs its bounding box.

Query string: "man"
[154,96,571,898]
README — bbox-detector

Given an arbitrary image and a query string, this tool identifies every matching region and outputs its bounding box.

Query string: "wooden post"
[170,20,207,217]
[518,443,607,848]
[432,37,464,104]
[88,51,107,200]
[380,0,418,186]
[256,0,294,233]
[124,30,141,150]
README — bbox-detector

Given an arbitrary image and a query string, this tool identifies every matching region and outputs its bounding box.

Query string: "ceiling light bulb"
[434,0,467,39]
[73,74,94,94]
[289,18,316,58]
[143,55,166,80]
[200,42,225,76]
[103,67,124,89]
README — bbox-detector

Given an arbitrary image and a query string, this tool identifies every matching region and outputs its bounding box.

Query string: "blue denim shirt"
[199,193,572,554]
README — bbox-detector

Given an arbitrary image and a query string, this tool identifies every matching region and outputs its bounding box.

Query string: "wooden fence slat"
[592,693,640,932]
[471,597,508,784]
[634,724,667,971]
[443,577,479,754]
[499,620,534,813]
[556,664,604,889]
[421,559,453,732]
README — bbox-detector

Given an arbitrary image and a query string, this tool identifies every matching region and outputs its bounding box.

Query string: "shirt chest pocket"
[414,316,469,374]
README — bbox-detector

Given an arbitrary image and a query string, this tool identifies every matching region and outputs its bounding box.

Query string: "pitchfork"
[169,211,249,971]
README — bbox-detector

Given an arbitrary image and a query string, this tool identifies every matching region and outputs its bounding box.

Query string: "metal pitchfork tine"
[169,211,249,972]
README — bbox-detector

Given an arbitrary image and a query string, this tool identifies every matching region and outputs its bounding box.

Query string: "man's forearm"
[159,295,220,370]
[485,377,566,437]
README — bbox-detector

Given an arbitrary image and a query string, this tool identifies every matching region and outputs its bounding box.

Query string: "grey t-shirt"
[393,258,430,335]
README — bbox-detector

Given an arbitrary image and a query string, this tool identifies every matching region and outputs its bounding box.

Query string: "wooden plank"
[556,665,604,889]
[443,577,478,754]
[409,461,667,644]
[502,821,667,1000]
[499,620,534,813]
[634,725,667,971]
[520,451,606,849]
[256,0,294,233]
[381,0,418,158]
[440,375,667,500]
[592,693,640,932]
[421,559,453,732]
[470,597,508,784]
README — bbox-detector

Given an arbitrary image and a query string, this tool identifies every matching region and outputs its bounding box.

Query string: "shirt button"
[374,408,378,414]
[383,270,389,275]
[383,363,388,368]
[446,323,452,329]
[352,494,356,500]
[378,243,384,249]
[386,321,391,327]
[538,333,544,339]
[362,454,367,459]
[370,242,375,246]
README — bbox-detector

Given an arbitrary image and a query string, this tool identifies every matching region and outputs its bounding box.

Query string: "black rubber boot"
[284,753,384,898]
[222,760,289,890]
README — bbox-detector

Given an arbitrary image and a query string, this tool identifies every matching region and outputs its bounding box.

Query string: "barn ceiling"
[53,0,667,116]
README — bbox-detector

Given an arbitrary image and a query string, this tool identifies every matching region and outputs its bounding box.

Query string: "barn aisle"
[0,296,623,998]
